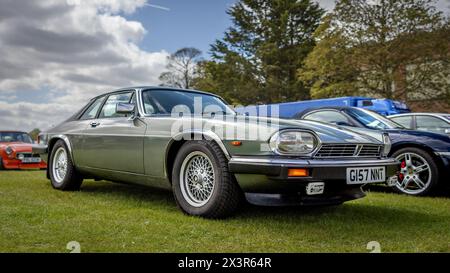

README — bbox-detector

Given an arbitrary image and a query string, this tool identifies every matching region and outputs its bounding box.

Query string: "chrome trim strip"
[435,152,450,156]
[229,156,399,167]
[170,130,231,160]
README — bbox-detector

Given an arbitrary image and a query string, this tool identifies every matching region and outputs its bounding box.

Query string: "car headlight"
[382,133,391,156]
[270,130,318,155]
[38,133,48,145]
[5,146,13,155]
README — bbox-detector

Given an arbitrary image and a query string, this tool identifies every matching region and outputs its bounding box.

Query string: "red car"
[0,131,47,170]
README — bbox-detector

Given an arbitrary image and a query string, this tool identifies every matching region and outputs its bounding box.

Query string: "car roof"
[389,113,450,117]
[91,86,220,101]
[294,106,357,119]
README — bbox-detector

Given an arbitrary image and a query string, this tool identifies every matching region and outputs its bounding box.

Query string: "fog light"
[288,168,309,177]
[18,154,25,160]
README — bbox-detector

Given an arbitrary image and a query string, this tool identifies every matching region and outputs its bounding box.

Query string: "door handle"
[89,122,100,128]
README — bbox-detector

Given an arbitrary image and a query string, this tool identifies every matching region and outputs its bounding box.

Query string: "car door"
[81,91,146,174]
[415,115,450,135]
[66,95,107,165]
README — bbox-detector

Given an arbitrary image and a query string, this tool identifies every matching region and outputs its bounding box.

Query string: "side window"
[304,111,351,125]
[99,92,133,118]
[79,97,105,120]
[390,116,413,129]
[416,116,450,134]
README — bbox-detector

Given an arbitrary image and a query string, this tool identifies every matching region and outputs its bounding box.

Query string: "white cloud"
[0,0,168,131]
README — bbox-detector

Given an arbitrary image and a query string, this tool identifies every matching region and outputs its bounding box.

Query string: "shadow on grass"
[75,180,440,228]
[78,181,175,204]
[365,184,450,198]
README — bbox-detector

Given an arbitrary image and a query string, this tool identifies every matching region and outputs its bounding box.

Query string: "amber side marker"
[231,141,242,146]
[288,168,309,177]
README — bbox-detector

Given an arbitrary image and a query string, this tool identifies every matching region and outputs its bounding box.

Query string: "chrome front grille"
[16,153,40,159]
[315,144,381,158]
[315,144,358,157]
[358,145,382,157]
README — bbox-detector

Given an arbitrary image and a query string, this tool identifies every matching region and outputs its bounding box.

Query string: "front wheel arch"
[46,136,75,179]
[165,133,231,184]
[389,143,444,170]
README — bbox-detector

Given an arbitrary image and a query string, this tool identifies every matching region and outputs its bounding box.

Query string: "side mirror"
[116,102,135,115]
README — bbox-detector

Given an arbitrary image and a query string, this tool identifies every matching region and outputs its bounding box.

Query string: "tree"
[159,47,202,89]
[299,0,450,101]
[193,0,325,105]
[28,128,40,142]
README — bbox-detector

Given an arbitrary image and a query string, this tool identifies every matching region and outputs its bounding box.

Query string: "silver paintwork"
[34,86,394,190]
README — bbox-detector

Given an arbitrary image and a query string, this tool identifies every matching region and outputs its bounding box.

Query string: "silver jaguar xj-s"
[33,87,400,218]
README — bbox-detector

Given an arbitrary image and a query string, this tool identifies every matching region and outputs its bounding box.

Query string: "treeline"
[159,0,450,106]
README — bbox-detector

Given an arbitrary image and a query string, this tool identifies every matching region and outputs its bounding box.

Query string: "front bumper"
[435,152,450,186]
[229,157,400,181]
[229,156,400,205]
[31,144,49,164]
[2,158,47,169]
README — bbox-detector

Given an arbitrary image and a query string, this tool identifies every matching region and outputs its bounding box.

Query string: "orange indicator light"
[288,168,309,177]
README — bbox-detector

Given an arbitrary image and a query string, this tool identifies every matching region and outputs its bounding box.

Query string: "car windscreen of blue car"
[345,108,404,130]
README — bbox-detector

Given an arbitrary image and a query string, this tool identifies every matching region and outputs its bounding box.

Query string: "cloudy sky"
[0,0,449,132]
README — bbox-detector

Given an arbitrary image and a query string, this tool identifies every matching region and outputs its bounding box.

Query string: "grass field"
[0,170,449,253]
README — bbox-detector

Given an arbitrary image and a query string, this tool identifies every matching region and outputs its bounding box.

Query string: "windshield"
[142,90,235,116]
[345,108,404,130]
[0,132,33,143]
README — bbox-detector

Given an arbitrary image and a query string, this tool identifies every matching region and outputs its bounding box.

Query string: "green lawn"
[0,171,449,253]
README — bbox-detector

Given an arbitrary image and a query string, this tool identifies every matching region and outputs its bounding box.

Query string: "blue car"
[295,107,450,196]
[235,96,410,117]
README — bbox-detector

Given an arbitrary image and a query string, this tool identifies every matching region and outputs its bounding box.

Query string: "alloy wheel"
[52,147,68,184]
[395,152,431,195]
[180,151,215,207]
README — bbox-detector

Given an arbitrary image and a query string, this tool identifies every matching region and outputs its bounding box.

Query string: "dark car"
[295,107,450,196]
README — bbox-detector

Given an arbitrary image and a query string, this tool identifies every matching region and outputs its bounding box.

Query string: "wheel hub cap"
[180,151,215,207]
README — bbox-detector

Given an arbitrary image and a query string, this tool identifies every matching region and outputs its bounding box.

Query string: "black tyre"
[392,147,439,196]
[0,157,4,170]
[49,140,83,191]
[172,140,243,218]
